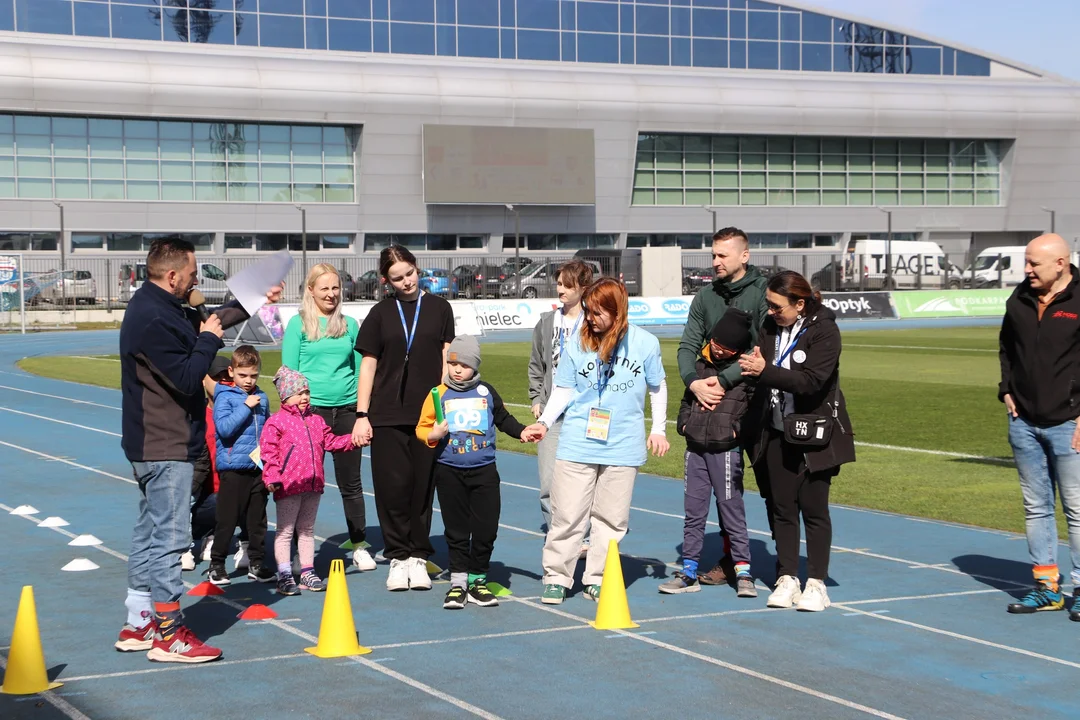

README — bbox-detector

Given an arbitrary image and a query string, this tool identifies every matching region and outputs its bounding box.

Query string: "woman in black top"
[353,246,455,592]
[738,271,855,613]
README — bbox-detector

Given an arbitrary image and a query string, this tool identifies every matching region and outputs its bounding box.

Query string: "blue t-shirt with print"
[554,324,665,467]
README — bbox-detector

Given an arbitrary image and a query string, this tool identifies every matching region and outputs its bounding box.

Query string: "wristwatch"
[537,420,549,429]
[356,411,369,419]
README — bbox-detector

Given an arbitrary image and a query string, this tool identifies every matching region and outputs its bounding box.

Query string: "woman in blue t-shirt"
[525,278,669,605]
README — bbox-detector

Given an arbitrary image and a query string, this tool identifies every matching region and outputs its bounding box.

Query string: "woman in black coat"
[738,271,855,613]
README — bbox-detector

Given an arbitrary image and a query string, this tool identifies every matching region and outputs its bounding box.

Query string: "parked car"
[354,269,384,300]
[574,249,640,295]
[40,269,97,305]
[682,266,713,295]
[451,264,506,299]
[499,260,602,299]
[810,261,849,292]
[119,261,230,303]
[338,270,358,301]
[757,264,792,281]
[418,268,456,297]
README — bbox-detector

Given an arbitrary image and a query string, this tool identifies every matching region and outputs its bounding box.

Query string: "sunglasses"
[766,301,789,312]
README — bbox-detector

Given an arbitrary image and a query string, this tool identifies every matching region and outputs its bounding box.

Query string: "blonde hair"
[300,263,348,341]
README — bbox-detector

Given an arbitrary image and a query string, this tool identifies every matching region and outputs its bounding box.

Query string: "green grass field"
[19,326,1063,537]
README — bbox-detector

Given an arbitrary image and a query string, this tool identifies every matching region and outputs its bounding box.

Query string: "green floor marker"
[486,582,512,597]
[339,540,371,551]
[426,560,443,575]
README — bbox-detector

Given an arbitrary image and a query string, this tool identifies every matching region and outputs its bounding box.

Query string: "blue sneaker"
[1071,588,1080,622]
[1006,582,1064,614]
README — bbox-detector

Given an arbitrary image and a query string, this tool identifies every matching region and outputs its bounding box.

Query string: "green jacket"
[677,266,769,390]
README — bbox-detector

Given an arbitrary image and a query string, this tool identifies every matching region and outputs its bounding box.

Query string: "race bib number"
[445,397,489,434]
[585,407,612,442]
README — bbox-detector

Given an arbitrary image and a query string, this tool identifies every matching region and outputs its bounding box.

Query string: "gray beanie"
[446,334,481,371]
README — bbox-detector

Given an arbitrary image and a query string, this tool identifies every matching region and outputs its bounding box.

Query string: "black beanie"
[709,307,753,353]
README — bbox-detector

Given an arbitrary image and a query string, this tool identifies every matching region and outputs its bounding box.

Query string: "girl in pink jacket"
[262,367,357,596]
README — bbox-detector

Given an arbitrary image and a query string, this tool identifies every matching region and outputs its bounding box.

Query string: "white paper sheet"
[226,250,294,317]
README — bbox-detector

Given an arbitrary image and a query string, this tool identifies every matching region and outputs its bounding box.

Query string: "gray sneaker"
[659,572,701,594]
[736,575,758,598]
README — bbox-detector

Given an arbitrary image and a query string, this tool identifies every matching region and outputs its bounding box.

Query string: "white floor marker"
[38,516,69,528]
[10,505,39,515]
[62,558,100,572]
[68,534,102,547]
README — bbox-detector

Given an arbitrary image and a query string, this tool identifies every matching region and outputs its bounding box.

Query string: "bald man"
[999,234,1080,620]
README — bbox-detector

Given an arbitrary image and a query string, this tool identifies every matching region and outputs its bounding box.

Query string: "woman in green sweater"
[281,263,376,571]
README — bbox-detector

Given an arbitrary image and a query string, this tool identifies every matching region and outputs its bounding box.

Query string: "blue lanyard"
[774,325,807,366]
[558,311,582,360]
[395,291,423,363]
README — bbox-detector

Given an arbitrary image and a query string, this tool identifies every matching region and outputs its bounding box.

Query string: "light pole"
[876,206,893,287]
[505,204,521,298]
[295,204,307,288]
[53,200,66,310]
[703,205,718,235]
[1041,206,1056,233]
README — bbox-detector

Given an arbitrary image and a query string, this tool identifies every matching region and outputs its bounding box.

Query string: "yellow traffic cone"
[2,586,62,695]
[304,559,372,658]
[590,539,639,630]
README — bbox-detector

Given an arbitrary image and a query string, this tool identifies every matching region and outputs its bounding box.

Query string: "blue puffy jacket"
[213,383,270,471]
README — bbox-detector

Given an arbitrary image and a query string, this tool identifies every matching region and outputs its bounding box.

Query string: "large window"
[0,114,359,203]
[0,232,58,251]
[523,234,617,251]
[632,134,1005,207]
[224,234,354,251]
[8,1,1004,78]
[71,233,213,252]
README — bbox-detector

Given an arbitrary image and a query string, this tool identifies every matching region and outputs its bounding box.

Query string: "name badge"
[249,447,263,469]
[585,407,612,442]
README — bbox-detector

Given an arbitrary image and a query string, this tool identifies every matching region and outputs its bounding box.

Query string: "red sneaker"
[146,626,222,664]
[114,621,156,652]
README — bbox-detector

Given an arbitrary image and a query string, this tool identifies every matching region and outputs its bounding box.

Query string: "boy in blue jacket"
[208,345,273,585]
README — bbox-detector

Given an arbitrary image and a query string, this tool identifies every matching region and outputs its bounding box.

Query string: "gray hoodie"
[527,309,557,411]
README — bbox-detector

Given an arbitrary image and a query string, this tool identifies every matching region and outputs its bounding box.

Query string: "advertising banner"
[819,292,896,319]
[891,289,1012,318]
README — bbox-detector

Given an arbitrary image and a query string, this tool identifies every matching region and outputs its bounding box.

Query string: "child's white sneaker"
[180,550,196,572]
[200,535,213,562]
[408,557,432,590]
[767,575,803,608]
[352,548,377,572]
[232,541,249,571]
[386,558,410,591]
[796,578,831,612]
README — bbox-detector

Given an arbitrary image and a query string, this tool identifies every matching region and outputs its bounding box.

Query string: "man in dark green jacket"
[676,226,768,585]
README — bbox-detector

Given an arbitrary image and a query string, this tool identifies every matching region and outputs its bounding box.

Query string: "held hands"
[351,417,373,447]
[199,314,223,338]
[266,482,282,493]
[647,433,670,457]
[244,394,261,409]
[689,377,725,411]
[521,423,547,443]
[739,346,766,377]
[427,420,450,442]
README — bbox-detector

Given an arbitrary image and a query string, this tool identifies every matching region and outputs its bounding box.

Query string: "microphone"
[188,289,211,322]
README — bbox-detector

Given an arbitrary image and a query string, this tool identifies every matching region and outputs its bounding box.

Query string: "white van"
[845,239,946,290]
[971,246,1027,288]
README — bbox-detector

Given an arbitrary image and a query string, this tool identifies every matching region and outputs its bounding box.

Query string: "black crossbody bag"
[783,381,840,448]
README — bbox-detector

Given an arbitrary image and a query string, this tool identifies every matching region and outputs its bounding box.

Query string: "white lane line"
[838,589,1003,606]
[833,603,1080,671]
[509,596,907,720]
[0,440,137,486]
[844,343,995,353]
[0,384,121,410]
[62,653,311,682]
[0,655,92,720]
[0,406,121,437]
[368,625,586,651]
[69,356,119,362]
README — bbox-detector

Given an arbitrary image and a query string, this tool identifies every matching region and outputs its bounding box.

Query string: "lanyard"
[774,324,807,367]
[395,291,423,363]
[594,333,626,406]
[558,311,582,361]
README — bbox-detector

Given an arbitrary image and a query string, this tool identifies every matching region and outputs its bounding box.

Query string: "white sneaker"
[408,557,432,591]
[386,558,410,591]
[180,550,196,572]
[200,535,214,562]
[767,575,803,608]
[352,548,377,572]
[232,541,249,572]
[796,578,831,612]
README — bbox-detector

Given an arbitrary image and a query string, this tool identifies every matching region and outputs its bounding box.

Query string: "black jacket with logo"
[998,267,1080,426]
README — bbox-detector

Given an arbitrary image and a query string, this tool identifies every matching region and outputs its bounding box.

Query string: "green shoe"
[583,584,601,602]
[541,584,566,605]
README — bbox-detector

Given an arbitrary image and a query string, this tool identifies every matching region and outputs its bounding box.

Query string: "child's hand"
[244,394,261,408]
[522,423,547,443]
[427,420,449,442]
[266,482,282,493]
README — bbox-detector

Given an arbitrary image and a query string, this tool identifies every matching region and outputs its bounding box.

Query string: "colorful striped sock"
[1033,564,1060,592]
[735,562,751,578]
[153,601,182,641]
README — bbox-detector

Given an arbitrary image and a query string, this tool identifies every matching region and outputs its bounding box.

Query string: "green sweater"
[281,314,361,408]
[677,266,769,390]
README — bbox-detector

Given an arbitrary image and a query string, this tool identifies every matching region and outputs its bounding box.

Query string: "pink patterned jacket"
[260,403,355,501]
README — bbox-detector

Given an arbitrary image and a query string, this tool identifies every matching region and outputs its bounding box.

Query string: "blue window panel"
[800,11,829,42]
[561,32,576,61]
[163,10,189,42]
[906,35,934,48]
[671,7,690,35]
[747,40,776,69]
[436,24,456,54]
[391,21,435,54]
[780,11,798,41]
[329,0,371,19]
[517,0,559,30]
[306,0,328,16]
[853,44,882,72]
[780,41,798,70]
[329,19,373,51]
[459,0,498,26]
[692,8,725,38]
[692,0,727,8]
[747,0,777,9]
[390,0,434,23]
[306,18,328,49]
[260,14,305,48]
[458,26,499,57]
[833,18,851,43]
[636,5,667,35]
[517,29,559,59]
[373,20,389,51]
[436,0,455,23]
[908,46,941,75]
[74,2,110,38]
[237,13,259,45]
[578,1,617,32]
[833,44,852,72]
[500,28,515,57]
[500,0,515,26]
[944,48,955,74]
[373,0,389,21]
[801,42,829,71]
[202,12,239,44]
[729,38,746,68]
[747,10,776,40]
[956,50,990,76]
[692,38,726,68]
[729,9,745,38]
[885,30,904,45]
[0,0,12,32]
[578,31,617,63]
[112,5,162,41]
[620,34,633,63]
[560,1,575,30]
[636,35,669,65]
[18,0,73,35]
[884,45,905,73]
[673,0,691,6]
[620,2,633,33]
[261,0,304,14]
[672,36,691,66]
[728,0,746,6]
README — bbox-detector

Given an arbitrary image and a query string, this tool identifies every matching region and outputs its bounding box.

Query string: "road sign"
[0,256,15,284]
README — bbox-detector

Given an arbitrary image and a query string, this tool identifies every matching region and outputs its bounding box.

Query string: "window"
[0,232,58,251]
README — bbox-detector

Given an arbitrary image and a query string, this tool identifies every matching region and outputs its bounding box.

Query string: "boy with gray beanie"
[416,335,531,609]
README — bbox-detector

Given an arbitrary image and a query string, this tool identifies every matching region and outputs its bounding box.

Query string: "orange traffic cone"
[1,586,62,695]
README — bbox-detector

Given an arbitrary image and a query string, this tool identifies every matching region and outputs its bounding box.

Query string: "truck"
[833,239,946,290]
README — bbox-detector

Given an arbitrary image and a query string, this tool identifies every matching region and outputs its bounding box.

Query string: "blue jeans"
[1008,416,1080,585]
[128,461,193,606]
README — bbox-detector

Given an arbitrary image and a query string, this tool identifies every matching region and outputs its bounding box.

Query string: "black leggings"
[435,462,501,575]
[311,405,367,545]
[370,425,437,562]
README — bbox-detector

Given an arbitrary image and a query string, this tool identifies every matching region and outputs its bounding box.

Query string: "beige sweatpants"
[541,459,638,588]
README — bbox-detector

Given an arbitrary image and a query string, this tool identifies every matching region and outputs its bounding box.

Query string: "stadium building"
[0,0,1077,299]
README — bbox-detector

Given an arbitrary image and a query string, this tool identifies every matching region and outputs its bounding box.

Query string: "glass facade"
[0,232,59,251]
[632,134,1005,207]
[72,232,213,251]
[0,113,359,202]
[225,233,354,251]
[3,1,996,77]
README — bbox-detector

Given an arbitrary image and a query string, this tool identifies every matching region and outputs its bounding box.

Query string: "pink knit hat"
[273,366,309,402]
